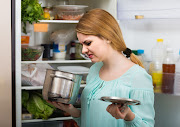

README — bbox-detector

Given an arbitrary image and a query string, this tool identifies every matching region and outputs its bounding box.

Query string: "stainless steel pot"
[42,69,82,104]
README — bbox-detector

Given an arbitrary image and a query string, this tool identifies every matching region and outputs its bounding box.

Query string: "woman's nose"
[82,45,88,54]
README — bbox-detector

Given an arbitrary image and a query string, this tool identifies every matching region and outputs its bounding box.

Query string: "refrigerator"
[2,0,180,126]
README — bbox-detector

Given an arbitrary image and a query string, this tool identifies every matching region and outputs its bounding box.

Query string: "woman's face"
[77,32,111,63]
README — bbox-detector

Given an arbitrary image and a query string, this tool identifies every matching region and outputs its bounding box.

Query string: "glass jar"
[74,40,84,60]
[43,7,50,20]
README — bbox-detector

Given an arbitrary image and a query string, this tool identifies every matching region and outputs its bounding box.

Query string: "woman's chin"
[90,58,101,63]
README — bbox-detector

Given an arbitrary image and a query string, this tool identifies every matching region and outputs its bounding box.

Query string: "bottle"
[137,49,148,71]
[137,49,145,64]
[151,39,166,64]
[174,50,180,95]
[149,39,166,93]
[69,41,76,60]
[41,44,52,60]
[162,48,176,94]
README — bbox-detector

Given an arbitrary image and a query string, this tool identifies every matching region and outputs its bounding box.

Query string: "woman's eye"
[84,41,92,46]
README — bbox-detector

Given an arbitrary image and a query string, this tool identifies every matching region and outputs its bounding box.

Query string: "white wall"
[117,0,180,127]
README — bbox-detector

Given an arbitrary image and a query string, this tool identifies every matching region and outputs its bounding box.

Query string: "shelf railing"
[38,20,79,24]
[21,60,92,64]
[22,84,86,90]
[22,116,73,123]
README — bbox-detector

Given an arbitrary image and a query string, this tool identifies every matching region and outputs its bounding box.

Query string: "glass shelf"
[22,117,73,123]
[38,20,79,24]
[118,18,180,22]
[21,60,92,64]
[22,84,86,90]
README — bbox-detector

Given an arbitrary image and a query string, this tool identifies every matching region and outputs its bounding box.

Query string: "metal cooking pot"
[42,69,82,104]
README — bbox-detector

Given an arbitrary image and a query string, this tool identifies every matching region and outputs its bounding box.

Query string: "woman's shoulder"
[130,64,153,90]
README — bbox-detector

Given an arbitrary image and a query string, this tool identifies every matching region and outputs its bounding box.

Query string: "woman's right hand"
[47,100,81,118]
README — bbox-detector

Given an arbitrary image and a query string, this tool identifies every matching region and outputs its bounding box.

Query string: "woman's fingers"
[52,101,63,109]
[107,104,120,118]
[106,103,129,119]
[46,100,67,110]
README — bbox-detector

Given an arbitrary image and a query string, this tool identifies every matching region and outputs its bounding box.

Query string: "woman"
[48,8,155,127]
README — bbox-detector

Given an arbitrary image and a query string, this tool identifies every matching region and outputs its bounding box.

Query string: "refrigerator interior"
[117,0,180,127]
[17,0,117,127]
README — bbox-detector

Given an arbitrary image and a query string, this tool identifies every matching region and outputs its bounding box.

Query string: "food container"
[54,5,88,20]
[21,46,44,61]
[42,69,83,104]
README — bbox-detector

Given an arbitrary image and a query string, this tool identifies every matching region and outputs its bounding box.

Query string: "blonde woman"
[48,8,155,127]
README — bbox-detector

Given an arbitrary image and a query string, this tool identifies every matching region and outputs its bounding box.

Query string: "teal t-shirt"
[74,62,155,127]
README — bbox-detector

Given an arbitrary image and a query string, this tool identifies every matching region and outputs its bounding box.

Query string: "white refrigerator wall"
[118,0,180,61]
[117,0,180,127]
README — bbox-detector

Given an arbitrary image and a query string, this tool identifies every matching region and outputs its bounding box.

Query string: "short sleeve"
[124,69,155,127]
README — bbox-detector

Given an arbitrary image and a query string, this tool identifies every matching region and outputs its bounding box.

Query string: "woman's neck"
[102,50,132,70]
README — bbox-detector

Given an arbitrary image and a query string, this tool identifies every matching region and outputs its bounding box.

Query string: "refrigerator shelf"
[22,116,73,123]
[21,60,92,64]
[118,18,180,21]
[21,84,86,90]
[38,20,79,24]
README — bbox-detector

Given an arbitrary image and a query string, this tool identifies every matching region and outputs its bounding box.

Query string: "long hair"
[76,8,144,68]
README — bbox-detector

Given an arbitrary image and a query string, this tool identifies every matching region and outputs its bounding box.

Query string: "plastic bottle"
[162,48,175,94]
[137,49,145,64]
[149,39,166,93]
[151,39,166,63]
[174,50,180,95]
[137,49,148,71]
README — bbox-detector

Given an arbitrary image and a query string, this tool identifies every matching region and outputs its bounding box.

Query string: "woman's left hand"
[106,103,135,121]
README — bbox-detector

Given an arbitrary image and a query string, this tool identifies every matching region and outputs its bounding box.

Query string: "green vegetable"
[22,91,29,108]
[22,91,56,120]
[21,0,44,34]
[26,92,55,119]
[21,47,42,61]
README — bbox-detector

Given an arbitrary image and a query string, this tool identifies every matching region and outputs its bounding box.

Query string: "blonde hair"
[76,8,144,68]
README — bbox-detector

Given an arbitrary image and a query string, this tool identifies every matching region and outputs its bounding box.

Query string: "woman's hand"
[106,103,135,121]
[47,100,81,118]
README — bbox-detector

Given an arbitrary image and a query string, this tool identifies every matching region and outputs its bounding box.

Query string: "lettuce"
[22,91,29,108]
[25,92,55,119]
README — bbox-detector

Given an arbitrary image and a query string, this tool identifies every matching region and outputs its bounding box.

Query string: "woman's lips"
[88,54,93,59]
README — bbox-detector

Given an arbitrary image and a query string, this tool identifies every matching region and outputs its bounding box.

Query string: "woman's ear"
[107,40,111,44]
